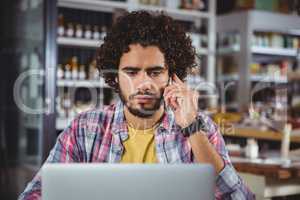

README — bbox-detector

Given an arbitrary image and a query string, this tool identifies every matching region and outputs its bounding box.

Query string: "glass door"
[0,0,57,199]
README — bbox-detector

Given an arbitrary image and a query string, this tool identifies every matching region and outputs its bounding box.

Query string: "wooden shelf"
[232,159,300,180]
[222,127,300,143]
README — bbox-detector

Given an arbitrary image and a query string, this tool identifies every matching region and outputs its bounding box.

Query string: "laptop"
[42,163,215,200]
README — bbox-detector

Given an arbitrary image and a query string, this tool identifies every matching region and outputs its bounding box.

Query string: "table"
[232,157,300,200]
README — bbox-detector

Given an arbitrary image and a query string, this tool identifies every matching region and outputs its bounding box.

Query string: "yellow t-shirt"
[120,125,158,163]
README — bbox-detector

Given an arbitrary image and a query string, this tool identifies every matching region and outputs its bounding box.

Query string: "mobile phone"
[168,77,172,86]
[164,77,175,110]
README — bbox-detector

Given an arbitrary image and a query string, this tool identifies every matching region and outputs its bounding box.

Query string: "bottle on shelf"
[64,64,72,79]
[253,32,300,49]
[161,0,181,9]
[148,0,160,6]
[293,37,299,49]
[75,24,83,38]
[180,0,205,10]
[63,91,72,118]
[139,0,149,5]
[100,26,107,40]
[70,56,79,80]
[89,60,99,80]
[187,25,201,50]
[69,105,77,120]
[66,23,74,37]
[245,139,259,159]
[84,25,92,39]
[57,14,65,37]
[79,65,86,80]
[56,95,66,118]
[199,24,207,48]
[57,64,64,79]
[93,25,100,40]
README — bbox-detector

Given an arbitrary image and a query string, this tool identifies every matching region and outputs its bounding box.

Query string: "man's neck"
[124,105,164,130]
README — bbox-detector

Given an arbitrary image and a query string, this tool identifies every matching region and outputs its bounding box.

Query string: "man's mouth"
[134,95,156,103]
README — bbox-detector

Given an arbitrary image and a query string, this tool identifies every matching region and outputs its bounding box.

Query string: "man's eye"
[126,71,138,76]
[149,71,162,77]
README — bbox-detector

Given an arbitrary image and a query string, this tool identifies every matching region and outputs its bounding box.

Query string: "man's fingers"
[172,74,184,86]
[164,89,181,102]
[164,85,178,95]
[164,90,184,110]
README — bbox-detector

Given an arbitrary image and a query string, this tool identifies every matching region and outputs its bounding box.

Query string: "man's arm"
[189,133,224,173]
[18,117,82,200]
[163,74,255,199]
[188,115,255,200]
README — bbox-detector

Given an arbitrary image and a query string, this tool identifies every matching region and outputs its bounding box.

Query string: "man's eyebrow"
[121,66,141,71]
[121,66,166,71]
[145,66,166,71]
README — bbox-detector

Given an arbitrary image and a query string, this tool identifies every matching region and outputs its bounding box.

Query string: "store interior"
[1,0,300,199]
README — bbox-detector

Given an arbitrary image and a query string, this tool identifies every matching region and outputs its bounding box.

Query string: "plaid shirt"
[19,100,255,200]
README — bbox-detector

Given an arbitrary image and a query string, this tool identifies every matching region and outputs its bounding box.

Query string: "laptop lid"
[42,163,215,200]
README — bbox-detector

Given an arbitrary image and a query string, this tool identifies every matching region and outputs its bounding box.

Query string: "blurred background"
[1,0,300,199]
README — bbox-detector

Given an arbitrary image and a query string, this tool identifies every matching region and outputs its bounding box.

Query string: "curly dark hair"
[96,10,197,92]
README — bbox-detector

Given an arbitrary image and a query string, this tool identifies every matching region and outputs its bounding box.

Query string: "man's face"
[118,44,169,118]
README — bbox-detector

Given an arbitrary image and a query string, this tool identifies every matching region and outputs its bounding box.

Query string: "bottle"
[69,106,76,120]
[100,26,107,40]
[149,0,159,5]
[281,124,292,166]
[66,23,74,37]
[262,33,269,47]
[75,24,83,38]
[139,0,149,5]
[78,65,86,80]
[293,37,299,49]
[245,139,259,159]
[188,25,200,50]
[56,95,65,118]
[63,91,72,118]
[93,25,100,40]
[64,64,72,79]
[257,33,263,47]
[84,25,92,39]
[163,0,181,9]
[57,64,64,79]
[30,0,40,9]
[89,60,99,80]
[57,14,65,37]
[70,56,79,79]
[191,0,205,10]
[199,24,207,48]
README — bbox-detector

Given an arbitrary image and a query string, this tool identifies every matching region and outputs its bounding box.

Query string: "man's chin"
[127,107,156,118]
[118,90,164,118]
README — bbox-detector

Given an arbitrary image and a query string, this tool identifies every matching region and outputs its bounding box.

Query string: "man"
[19,11,254,200]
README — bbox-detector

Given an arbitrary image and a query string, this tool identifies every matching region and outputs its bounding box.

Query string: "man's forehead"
[118,43,167,70]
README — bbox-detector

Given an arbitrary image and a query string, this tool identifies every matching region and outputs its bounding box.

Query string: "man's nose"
[136,72,154,91]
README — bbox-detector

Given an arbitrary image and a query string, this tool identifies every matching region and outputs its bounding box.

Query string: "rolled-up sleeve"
[216,164,255,199]
[199,113,255,200]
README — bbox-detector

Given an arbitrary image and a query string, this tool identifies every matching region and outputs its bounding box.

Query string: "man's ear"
[115,76,118,83]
